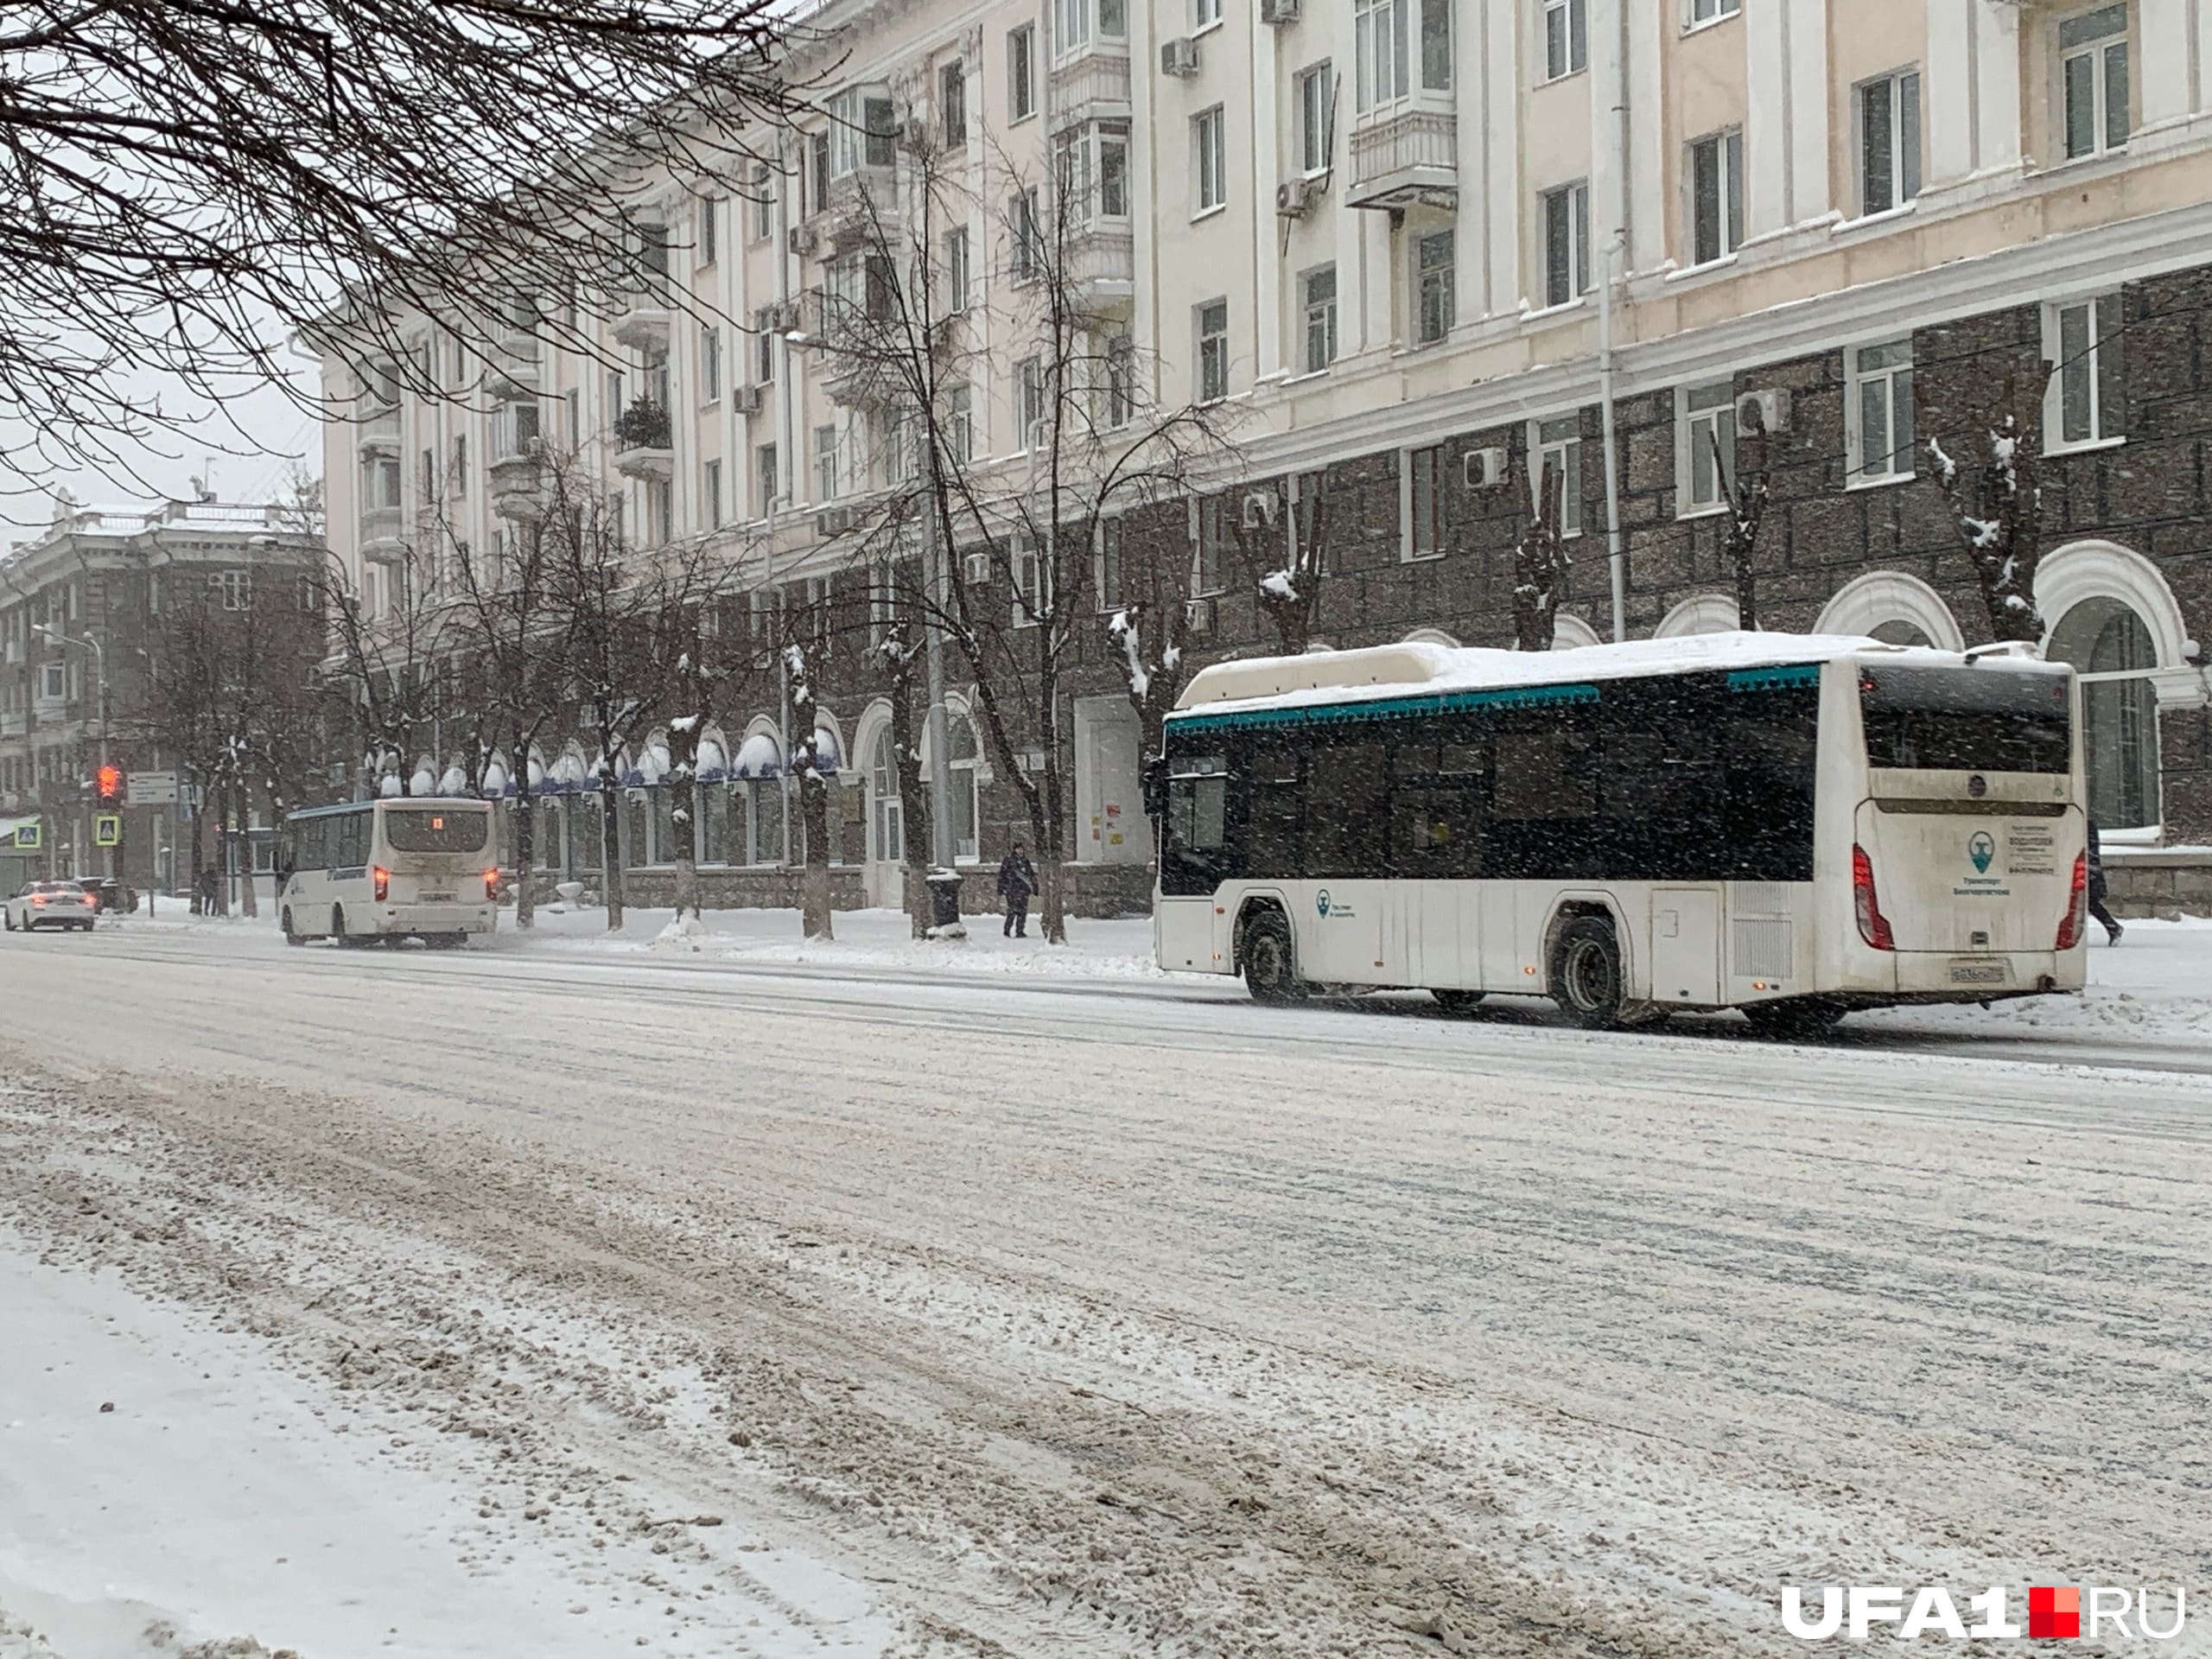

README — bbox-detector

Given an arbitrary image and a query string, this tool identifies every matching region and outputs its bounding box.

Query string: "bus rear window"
[1859,666,2070,774]
[384,808,491,854]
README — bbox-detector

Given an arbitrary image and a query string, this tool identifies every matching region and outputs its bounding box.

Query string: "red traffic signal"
[96,764,122,802]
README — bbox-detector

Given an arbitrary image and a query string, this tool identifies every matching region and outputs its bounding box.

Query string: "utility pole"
[921,502,953,868]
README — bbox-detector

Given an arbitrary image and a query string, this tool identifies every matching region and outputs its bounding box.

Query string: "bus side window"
[1244,741,1303,879]
[1726,691,1819,880]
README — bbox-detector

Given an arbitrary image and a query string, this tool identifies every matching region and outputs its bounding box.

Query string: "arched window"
[2050,596,2161,831]
[1815,571,1964,651]
[1553,613,1603,650]
[1870,620,1931,646]
[948,715,980,862]
[869,726,904,863]
[1653,594,1738,638]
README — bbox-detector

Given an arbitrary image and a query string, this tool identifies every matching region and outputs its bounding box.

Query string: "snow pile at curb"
[651,914,708,954]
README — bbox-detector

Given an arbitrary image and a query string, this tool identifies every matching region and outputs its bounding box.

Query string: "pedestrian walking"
[995,841,1037,939]
[2087,820,2123,945]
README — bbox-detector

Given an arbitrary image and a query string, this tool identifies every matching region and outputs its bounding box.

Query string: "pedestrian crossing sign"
[13,823,39,849]
[94,814,121,848]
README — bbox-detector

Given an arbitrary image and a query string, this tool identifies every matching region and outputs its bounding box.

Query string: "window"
[947,382,974,462]
[825,89,895,176]
[1406,444,1445,558]
[1688,129,1745,265]
[814,424,840,501]
[1415,230,1454,344]
[1542,181,1591,308]
[1009,25,1037,120]
[452,434,468,495]
[1689,0,1740,24]
[701,326,721,402]
[1545,0,1587,79]
[1100,134,1129,217]
[1010,187,1042,280]
[1858,71,1922,214]
[1197,300,1230,402]
[947,716,981,861]
[39,662,65,701]
[1096,518,1124,611]
[1302,266,1338,373]
[941,61,968,148]
[698,196,720,265]
[216,569,252,612]
[750,166,774,241]
[703,459,723,530]
[2050,596,2159,830]
[944,226,971,311]
[809,130,830,212]
[2048,294,2125,448]
[753,311,777,385]
[1848,340,1915,483]
[1193,496,1231,593]
[1057,0,1090,53]
[1194,106,1226,213]
[1533,414,1582,536]
[1297,63,1335,174]
[1195,0,1221,24]
[2061,6,2130,162]
[1681,380,1736,514]
[1105,334,1135,428]
[1011,534,1052,626]
[1015,356,1046,445]
[755,442,779,513]
[1056,124,1128,224]
[1354,0,1449,111]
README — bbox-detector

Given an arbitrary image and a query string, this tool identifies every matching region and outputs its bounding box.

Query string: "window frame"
[1008,25,1038,122]
[1543,0,1588,81]
[700,324,721,404]
[1194,105,1227,215]
[1687,128,1745,268]
[2044,292,2127,453]
[2058,5,2131,163]
[1687,0,1740,29]
[1856,68,1923,217]
[1677,379,1738,518]
[945,225,971,312]
[1402,443,1446,562]
[940,61,969,149]
[703,458,723,531]
[1414,229,1455,346]
[1531,413,1584,537]
[1196,299,1230,403]
[1301,264,1339,375]
[1297,62,1336,175]
[1846,339,1916,486]
[1541,180,1592,309]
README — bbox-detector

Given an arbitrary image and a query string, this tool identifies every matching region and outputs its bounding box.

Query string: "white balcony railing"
[1347,104,1459,210]
[1050,41,1132,126]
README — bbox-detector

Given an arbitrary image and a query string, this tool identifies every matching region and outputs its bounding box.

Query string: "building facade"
[321,0,2212,913]
[0,498,326,897]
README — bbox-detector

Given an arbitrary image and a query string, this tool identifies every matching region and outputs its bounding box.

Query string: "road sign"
[13,823,40,849]
[126,770,179,806]
[94,814,120,848]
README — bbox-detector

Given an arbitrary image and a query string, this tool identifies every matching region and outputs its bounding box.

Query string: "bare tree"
[1709,410,1772,631]
[1513,455,1573,652]
[1104,509,1198,764]
[0,0,805,483]
[1920,365,2049,644]
[782,639,836,941]
[661,562,766,923]
[1229,477,1337,658]
[318,536,456,798]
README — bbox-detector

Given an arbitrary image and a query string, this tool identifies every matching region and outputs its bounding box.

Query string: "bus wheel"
[282,907,305,946]
[1551,917,1624,1030]
[1743,1000,1847,1040]
[1243,912,1304,1004]
[334,906,368,947]
[1432,988,1485,1014]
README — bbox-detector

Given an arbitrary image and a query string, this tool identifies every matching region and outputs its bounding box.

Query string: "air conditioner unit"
[817,504,859,537]
[1241,489,1277,530]
[1260,0,1300,22]
[787,223,819,258]
[1185,596,1217,637]
[1463,446,1510,490]
[765,299,802,333]
[1275,177,1315,219]
[963,550,992,585]
[1160,37,1201,77]
[899,115,928,150]
[1735,388,1792,435]
[732,385,766,416]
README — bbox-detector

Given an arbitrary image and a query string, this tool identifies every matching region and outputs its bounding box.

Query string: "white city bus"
[278,798,499,947]
[1151,633,2088,1034]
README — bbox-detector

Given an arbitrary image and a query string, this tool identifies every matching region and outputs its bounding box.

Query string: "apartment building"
[0,498,327,893]
[321,0,2212,911]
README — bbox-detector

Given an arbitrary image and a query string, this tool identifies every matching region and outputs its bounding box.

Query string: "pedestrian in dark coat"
[2087,820,2123,945]
[995,841,1037,938]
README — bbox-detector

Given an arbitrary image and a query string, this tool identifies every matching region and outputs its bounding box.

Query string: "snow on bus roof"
[1168,631,2062,721]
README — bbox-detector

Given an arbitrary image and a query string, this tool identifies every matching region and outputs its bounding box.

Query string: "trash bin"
[925,868,964,931]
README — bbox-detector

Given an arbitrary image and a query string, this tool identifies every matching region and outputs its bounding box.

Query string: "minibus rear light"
[372,866,390,902]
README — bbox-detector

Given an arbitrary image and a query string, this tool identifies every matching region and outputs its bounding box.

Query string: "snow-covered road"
[3,923,2208,1656]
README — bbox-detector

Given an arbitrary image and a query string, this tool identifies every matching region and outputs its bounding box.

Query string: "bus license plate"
[422,890,454,903]
[1949,962,2007,985]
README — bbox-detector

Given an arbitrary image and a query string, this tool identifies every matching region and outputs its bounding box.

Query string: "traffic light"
[96,764,121,803]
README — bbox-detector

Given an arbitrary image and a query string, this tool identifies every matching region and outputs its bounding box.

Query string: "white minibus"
[279,798,499,947]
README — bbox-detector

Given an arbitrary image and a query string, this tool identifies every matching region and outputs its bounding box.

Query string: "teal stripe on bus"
[1724,664,1823,692]
[1167,681,1601,734]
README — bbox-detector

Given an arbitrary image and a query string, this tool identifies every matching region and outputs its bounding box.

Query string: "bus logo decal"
[1316,890,1331,918]
[1968,831,1997,874]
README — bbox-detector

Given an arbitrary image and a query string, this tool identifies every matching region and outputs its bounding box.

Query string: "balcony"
[32,694,67,725]
[356,404,402,458]
[613,399,674,480]
[1065,220,1136,315]
[1347,104,1459,211]
[359,504,406,563]
[611,277,673,351]
[488,444,549,523]
[1,710,24,738]
[488,328,542,394]
[1049,41,1132,130]
[796,167,895,257]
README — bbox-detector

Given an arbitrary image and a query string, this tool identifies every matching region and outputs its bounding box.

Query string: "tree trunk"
[889,657,932,939]
[1033,758,1068,946]
[798,766,832,940]
[514,789,537,928]
[669,721,701,920]
[234,785,259,918]
[599,776,624,930]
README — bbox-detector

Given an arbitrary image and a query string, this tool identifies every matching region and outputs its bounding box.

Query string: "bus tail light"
[372,866,390,902]
[1853,843,1895,951]
[484,868,499,901]
[2055,850,2088,950]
